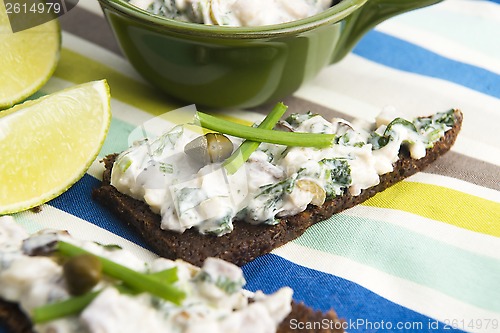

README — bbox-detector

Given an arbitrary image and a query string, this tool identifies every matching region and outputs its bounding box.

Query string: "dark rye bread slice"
[0,300,33,333]
[92,110,463,267]
[0,298,344,333]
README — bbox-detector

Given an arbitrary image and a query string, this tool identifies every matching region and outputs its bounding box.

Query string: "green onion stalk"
[32,241,184,324]
[195,102,336,174]
[196,110,336,149]
[222,102,287,174]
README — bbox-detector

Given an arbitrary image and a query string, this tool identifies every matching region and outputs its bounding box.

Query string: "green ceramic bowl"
[98,0,442,109]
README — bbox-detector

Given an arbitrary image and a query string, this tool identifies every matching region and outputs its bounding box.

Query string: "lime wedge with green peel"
[0,0,61,109]
[0,80,111,214]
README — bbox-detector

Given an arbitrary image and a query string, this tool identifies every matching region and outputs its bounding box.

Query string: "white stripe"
[107,93,163,129]
[273,243,500,333]
[38,77,153,179]
[295,55,500,166]
[16,205,158,263]
[345,205,500,260]
[452,136,500,167]
[294,83,380,120]
[376,0,500,75]
[219,110,266,124]
[432,0,500,21]
[75,0,104,16]
[40,76,76,92]
[407,172,500,203]
[88,158,105,180]
[39,77,157,135]
[36,77,117,180]
[61,32,147,82]
[375,22,500,76]
[40,76,500,195]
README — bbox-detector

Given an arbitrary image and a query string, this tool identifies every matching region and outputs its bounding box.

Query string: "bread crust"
[93,110,462,267]
[2,111,462,332]
[0,299,33,333]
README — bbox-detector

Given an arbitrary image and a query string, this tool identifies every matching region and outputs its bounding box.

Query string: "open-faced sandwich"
[93,104,463,266]
[0,216,344,333]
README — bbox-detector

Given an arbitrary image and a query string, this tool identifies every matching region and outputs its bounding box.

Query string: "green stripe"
[294,214,500,312]
[363,181,500,238]
[52,48,258,155]
[99,118,137,158]
[54,48,181,116]
[53,48,189,157]
[32,90,135,159]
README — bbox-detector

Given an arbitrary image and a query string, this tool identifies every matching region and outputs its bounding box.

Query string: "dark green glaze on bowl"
[98,0,442,109]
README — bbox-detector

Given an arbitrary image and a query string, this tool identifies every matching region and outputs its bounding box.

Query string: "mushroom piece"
[274,120,295,132]
[328,118,357,137]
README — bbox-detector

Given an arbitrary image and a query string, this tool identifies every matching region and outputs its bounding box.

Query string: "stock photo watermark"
[124,105,252,230]
[3,0,78,32]
[288,317,500,332]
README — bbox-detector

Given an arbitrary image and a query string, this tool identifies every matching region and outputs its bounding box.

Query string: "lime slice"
[0,0,61,109]
[0,80,111,214]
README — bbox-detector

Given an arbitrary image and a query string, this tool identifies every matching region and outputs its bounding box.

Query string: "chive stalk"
[32,291,100,324]
[148,268,179,284]
[195,111,336,148]
[32,281,163,324]
[57,241,185,305]
[223,102,288,174]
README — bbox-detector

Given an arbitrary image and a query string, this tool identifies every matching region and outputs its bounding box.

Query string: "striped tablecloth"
[2,0,500,332]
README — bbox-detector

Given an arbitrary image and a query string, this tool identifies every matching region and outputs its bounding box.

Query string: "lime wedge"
[0,0,61,109]
[0,80,111,214]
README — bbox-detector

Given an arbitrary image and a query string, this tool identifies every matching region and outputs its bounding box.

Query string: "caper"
[184,133,233,164]
[63,254,102,296]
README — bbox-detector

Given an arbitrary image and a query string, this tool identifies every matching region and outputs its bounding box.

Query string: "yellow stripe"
[363,181,500,237]
[218,114,254,126]
[53,48,257,126]
[53,48,181,116]
[57,49,499,239]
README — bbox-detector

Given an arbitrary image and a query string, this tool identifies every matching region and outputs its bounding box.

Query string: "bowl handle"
[331,0,444,63]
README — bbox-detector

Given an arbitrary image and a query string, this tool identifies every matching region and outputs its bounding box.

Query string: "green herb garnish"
[195,111,336,149]
[94,242,123,251]
[32,290,100,324]
[241,178,295,224]
[32,241,184,324]
[223,102,288,174]
[32,282,154,324]
[369,117,417,150]
[384,118,417,135]
[194,271,244,295]
[57,241,184,304]
[159,162,174,174]
[285,112,315,127]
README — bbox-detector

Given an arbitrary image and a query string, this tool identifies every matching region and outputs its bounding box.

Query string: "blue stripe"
[242,255,465,333]
[354,30,500,98]
[48,174,151,250]
[48,175,464,333]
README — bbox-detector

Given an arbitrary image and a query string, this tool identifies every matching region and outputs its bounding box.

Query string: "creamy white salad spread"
[0,216,293,333]
[110,108,456,237]
[127,0,334,26]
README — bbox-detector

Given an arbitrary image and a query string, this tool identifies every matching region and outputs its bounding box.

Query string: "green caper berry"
[63,254,102,296]
[184,133,233,164]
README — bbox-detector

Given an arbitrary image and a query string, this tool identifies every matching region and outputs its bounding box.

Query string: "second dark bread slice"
[92,110,463,267]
